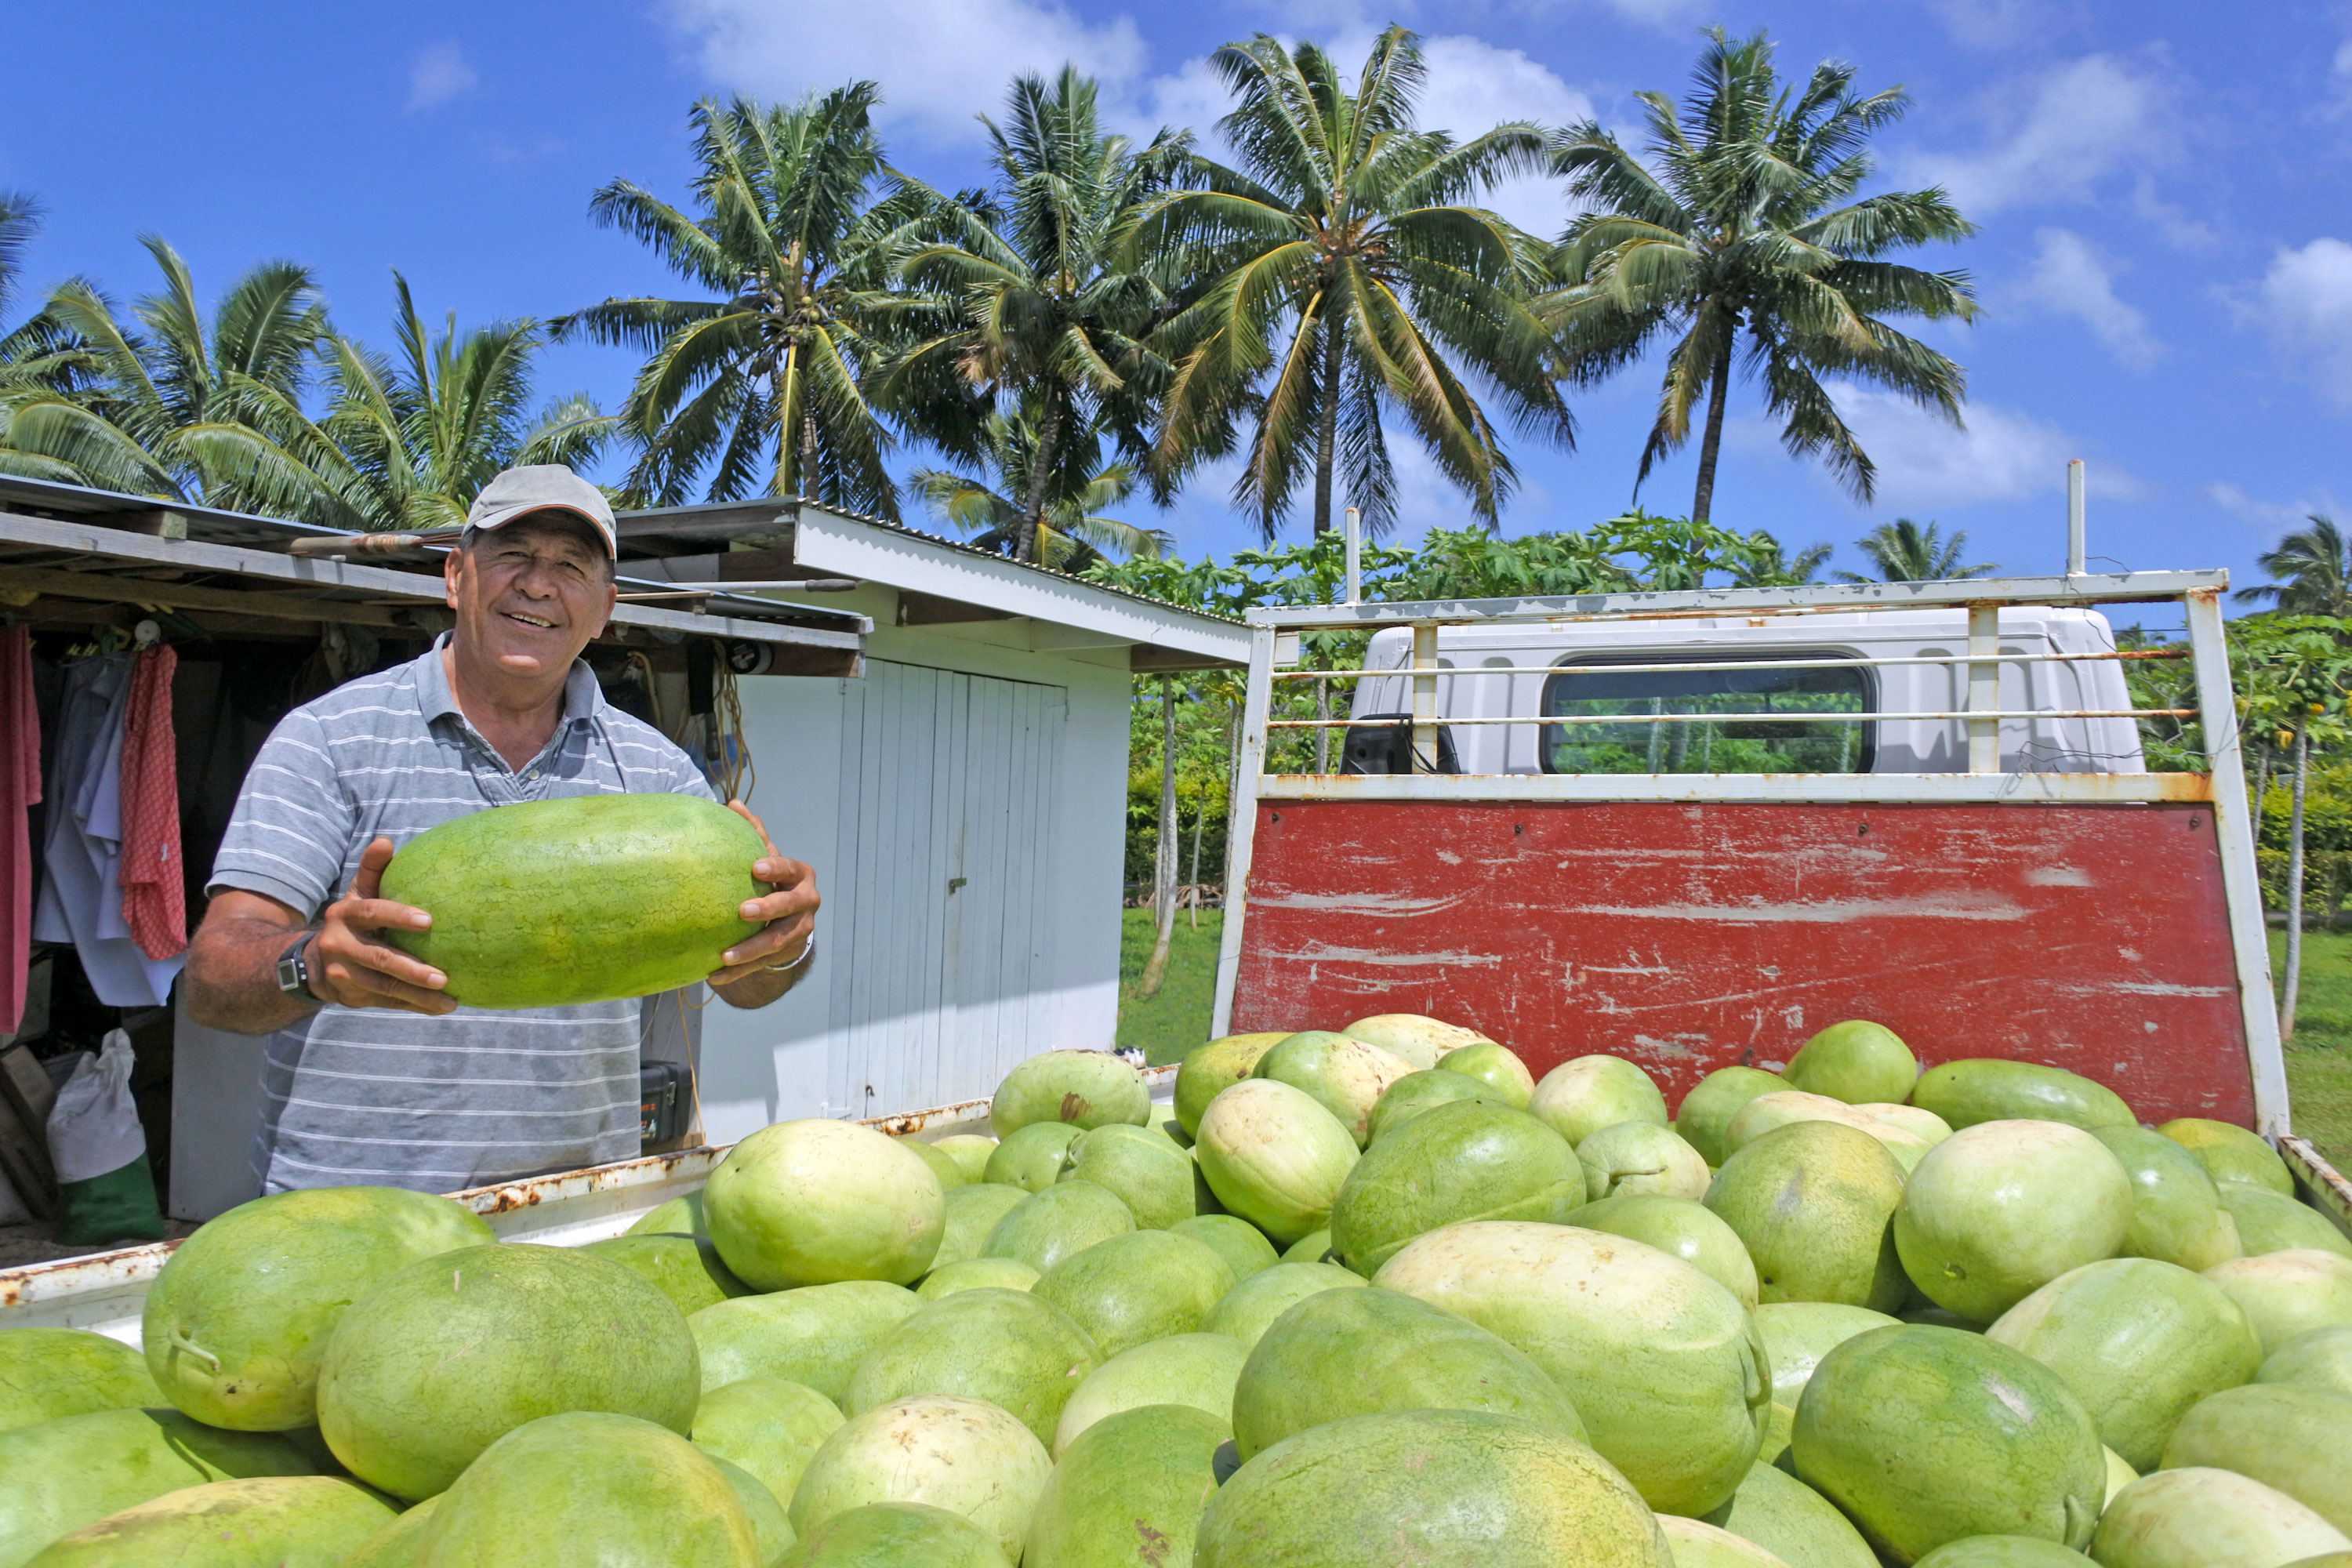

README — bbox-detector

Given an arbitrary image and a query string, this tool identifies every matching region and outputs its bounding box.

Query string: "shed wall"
[696,628,1130,1141]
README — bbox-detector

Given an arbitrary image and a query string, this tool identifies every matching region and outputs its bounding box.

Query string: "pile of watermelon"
[3,1018,2351,1568]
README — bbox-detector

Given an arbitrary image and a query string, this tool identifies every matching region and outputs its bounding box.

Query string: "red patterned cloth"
[118,644,185,961]
[1,626,38,1033]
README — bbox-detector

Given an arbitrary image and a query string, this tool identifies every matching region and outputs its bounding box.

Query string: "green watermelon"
[1200,1259,1368,1349]
[0,1408,317,1568]
[579,1232,751,1316]
[1911,1538,2095,1566]
[1578,1120,1711,1203]
[1192,1080,1359,1247]
[2089,1125,2243,1272]
[1527,1056,1668,1147]
[1058,1123,1194,1230]
[2204,1250,2352,1353]
[1676,1067,1786,1168]
[1168,1215,1279,1283]
[1656,1515,1795,1566]
[1909,1061,2132,1132]
[689,1377,844,1521]
[2091,1468,2351,1568]
[989,1051,1149,1138]
[1327,1100,1583,1277]
[982,1181,1136,1274]
[705,1119,946,1291]
[1435,1042,1536,1108]
[1341,1014,1494,1071]
[1230,1285,1586,1459]
[1577,1195,1761,1311]
[143,1186,492,1432]
[1705,1120,1909,1312]
[626,1190,710,1238]
[20,1476,394,1568]
[789,1396,1051,1564]
[775,1502,1007,1567]
[2218,1186,2352,1259]
[1025,1403,1226,1568]
[1752,1303,1901,1408]
[1051,1334,1243,1457]
[1785,1021,1918,1105]
[914,1258,1038,1299]
[316,1243,700,1501]
[1030,1230,1236,1358]
[1893,1121,2133,1323]
[1194,1408,1671,1567]
[2157,1118,2294,1197]
[844,1287,1100,1446]
[2259,1325,2352,1395]
[1375,1221,1769,1517]
[1701,1458,1876,1568]
[414,1410,759,1567]
[2161,1383,2352,1534]
[982,1123,1084,1193]
[0,1330,158,1436]
[931,1184,1029,1268]
[1984,1258,2263,1468]
[688,1281,919,1401]
[1792,1325,2104,1561]
[379,793,764,1008]
[1367,1069,1509,1141]
[1174,1036,1287,1139]
[1253,1032,1416,1146]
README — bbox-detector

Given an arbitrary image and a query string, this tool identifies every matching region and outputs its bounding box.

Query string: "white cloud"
[2011,227,2161,370]
[1755,383,2146,513]
[665,0,1146,143]
[2209,483,2344,535]
[2234,238,2352,410]
[406,42,477,111]
[1134,31,1591,234]
[1904,55,2167,216]
[1919,0,2065,49]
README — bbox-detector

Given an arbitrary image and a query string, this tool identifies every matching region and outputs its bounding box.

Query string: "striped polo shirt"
[208,637,716,1195]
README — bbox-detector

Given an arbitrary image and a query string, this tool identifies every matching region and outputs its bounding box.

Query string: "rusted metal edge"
[1251,772,2215,804]
[2282,1135,2352,1243]
[0,1064,1179,1324]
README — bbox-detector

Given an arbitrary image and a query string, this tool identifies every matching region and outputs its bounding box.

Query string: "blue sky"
[3,0,2347,599]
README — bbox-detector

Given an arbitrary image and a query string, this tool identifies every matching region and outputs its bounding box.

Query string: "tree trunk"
[775,347,799,497]
[1311,304,1344,535]
[1138,675,1180,998]
[2252,742,2273,912]
[2282,721,2310,1042]
[1186,781,1208,931]
[1017,390,1062,564]
[1690,319,1736,526]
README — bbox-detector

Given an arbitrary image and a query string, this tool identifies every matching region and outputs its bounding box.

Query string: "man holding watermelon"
[182,465,820,1194]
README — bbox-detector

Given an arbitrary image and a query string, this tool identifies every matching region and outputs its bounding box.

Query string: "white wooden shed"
[609,499,1249,1144]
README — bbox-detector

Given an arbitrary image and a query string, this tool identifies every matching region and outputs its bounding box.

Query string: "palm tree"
[1135,27,1569,539]
[0,235,332,510]
[1546,28,1977,524]
[2235,514,2351,615]
[909,398,1167,572]
[1832,517,1994,582]
[295,275,618,529]
[0,191,100,452]
[871,67,1192,563]
[1730,536,1833,586]
[557,86,910,515]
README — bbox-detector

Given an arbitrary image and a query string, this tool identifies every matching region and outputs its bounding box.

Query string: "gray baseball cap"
[463,464,618,557]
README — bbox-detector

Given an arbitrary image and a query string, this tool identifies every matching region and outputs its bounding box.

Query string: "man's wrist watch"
[276,932,325,1006]
[765,934,816,974]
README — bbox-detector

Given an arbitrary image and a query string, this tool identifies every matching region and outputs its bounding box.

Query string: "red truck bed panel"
[1229,799,2256,1127]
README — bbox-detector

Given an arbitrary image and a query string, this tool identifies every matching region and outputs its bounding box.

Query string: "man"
[183,465,818,1194]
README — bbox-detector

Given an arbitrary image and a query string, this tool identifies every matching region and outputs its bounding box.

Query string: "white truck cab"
[1344,607,2144,775]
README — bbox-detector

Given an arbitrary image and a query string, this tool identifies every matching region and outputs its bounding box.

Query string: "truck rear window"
[1539,654,1873,774]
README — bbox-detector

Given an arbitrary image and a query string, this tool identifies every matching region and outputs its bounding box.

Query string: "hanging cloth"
[0,627,39,1036]
[118,644,185,960]
[31,655,183,1007]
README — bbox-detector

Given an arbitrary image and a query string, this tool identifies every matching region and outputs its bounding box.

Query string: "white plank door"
[826,660,1068,1117]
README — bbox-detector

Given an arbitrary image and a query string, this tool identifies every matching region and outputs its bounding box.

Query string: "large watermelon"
[379,793,765,1008]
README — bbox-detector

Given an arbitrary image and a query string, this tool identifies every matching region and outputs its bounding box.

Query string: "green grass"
[1116,908,1225,1067]
[2275,929,2352,1174]
[1113,907,2352,1173]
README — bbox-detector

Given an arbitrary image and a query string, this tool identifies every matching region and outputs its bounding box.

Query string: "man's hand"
[709,800,819,1004]
[306,837,455,1015]
[183,837,453,1034]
